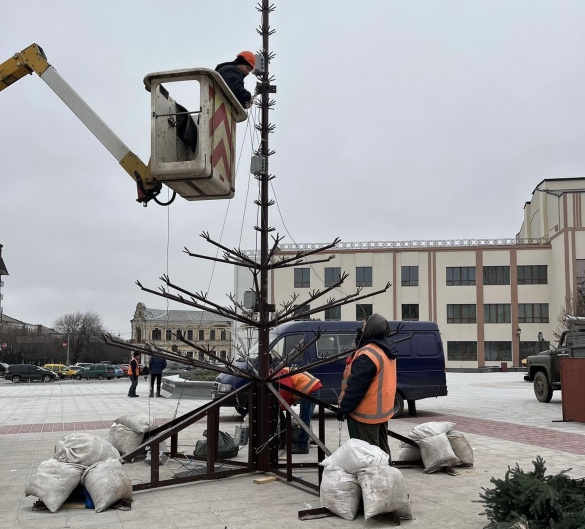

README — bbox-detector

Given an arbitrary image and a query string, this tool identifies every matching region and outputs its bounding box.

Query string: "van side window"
[413,333,438,356]
[316,335,337,359]
[338,334,356,352]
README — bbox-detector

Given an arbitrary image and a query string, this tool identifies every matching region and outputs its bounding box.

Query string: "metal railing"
[242,237,550,256]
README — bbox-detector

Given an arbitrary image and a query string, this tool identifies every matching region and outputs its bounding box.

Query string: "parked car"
[68,365,82,373]
[75,364,117,380]
[117,364,129,376]
[5,364,59,383]
[74,362,93,368]
[113,366,123,378]
[0,362,9,376]
[43,364,77,379]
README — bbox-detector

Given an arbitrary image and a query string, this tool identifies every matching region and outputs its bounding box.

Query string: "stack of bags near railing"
[25,432,131,513]
[397,421,474,473]
[319,439,413,521]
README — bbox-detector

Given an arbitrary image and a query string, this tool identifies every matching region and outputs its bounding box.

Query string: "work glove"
[336,409,346,422]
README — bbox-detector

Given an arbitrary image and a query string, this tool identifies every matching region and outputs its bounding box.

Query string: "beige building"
[130,302,233,366]
[267,178,585,368]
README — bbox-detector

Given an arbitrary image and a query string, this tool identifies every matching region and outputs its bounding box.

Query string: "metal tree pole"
[257,0,275,472]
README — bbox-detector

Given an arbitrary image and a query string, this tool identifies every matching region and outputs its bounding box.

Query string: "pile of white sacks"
[319,439,412,521]
[396,421,474,473]
[25,414,156,513]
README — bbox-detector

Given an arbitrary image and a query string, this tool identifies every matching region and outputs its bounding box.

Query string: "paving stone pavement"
[0,372,583,528]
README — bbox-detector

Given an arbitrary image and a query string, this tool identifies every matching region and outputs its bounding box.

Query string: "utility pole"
[0,244,9,326]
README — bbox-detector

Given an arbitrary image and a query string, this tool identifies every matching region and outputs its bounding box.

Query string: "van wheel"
[97,374,104,380]
[12,375,21,383]
[393,393,405,417]
[76,374,82,381]
[534,372,553,402]
[42,375,52,383]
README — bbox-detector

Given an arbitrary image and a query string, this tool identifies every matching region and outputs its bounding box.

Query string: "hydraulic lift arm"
[0,43,162,204]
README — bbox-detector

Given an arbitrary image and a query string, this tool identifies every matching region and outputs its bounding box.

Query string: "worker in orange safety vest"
[127,351,141,398]
[276,367,322,454]
[338,314,397,458]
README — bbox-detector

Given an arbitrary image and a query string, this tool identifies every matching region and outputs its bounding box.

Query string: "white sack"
[417,432,460,473]
[108,423,144,456]
[320,439,389,474]
[319,466,361,520]
[55,433,120,467]
[25,458,85,512]
[114,414,156,434]
[408,421,456,441]
[396,444,422,462]
[447,431,474,466]
[82,458,132,512]
[357,466,413,521]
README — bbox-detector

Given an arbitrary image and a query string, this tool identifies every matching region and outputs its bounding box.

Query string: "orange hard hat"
[237,51,256,69]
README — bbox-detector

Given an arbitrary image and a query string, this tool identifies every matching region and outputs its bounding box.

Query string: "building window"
[176,329,183,339]
[198,329,204,341]
[518,304,549,323]
[187,351,194,358]
[324,267,341,287]
[210,330,216,341]
[356,304,373,321]
[324,306,341,320]
[447,341,477,361]
[356,267,372,287]
[165,329,172,341]
[517,265,547,285]
[294,268,310,288]
[220,350,226,360]
[293,304,311,319]
[447,304,477,323]
[485,341,512,361]
[152,328,161,341]
[220,329,226,341]
[136,327,142,343]
[401,266,419,286]
[198,351,205,361]
[483,266,510,285]
[402,304,419,321]
[446,267,476,286]
[187,330,193,340]
[484,304,511,323]
[520,341,550,363]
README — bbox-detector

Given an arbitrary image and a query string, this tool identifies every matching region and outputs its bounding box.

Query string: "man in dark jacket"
[337,314,398,457]
[215,51,255,108]
[149,355,167,398]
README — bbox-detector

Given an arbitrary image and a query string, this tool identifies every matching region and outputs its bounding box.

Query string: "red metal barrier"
[560,357,585,423]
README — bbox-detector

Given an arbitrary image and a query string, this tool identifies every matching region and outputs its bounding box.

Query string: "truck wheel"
[534,372,553,402]
[393,393,405,417]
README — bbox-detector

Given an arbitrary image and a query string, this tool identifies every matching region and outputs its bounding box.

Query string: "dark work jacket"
[338,337,398,416]
[149,356,167,375]
[215,62,252,107]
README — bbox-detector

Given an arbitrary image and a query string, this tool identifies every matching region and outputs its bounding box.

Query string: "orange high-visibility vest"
[129,358,140,377]
[342,344,396,424]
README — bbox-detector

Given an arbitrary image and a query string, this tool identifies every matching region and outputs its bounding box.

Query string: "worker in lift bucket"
[215,51,255,109]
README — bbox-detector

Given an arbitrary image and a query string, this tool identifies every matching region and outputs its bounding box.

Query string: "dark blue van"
[212,320,447,416]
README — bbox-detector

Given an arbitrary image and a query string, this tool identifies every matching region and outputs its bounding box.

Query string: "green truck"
[524,316,585,402]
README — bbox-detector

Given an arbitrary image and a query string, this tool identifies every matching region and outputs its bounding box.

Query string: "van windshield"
[247,332,280,360]
[247,332,305,364]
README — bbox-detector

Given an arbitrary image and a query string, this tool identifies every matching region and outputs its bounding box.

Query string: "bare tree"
[553,292,585,342]
[53,311,104,363]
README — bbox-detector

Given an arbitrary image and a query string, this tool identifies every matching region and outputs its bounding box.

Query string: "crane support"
[0,44,160,203]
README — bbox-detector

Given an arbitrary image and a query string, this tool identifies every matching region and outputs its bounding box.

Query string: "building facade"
[266,178,585,368]
[130,303,233,366]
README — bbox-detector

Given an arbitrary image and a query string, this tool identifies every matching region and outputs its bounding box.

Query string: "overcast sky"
[2,0,585,337]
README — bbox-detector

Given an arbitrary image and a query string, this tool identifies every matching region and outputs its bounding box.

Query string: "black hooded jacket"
[338,315,398,416]
[215,62,252,107]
